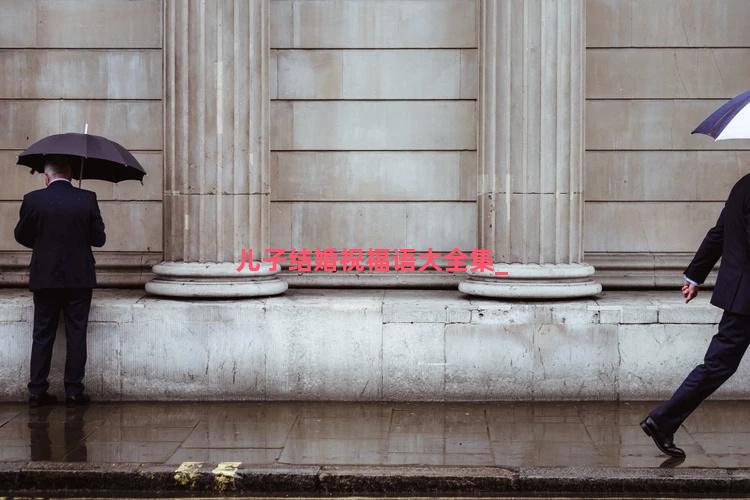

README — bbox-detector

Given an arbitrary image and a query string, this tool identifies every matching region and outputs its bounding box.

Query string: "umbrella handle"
[78,156,84,188]
[78,122,89,188]
[78,123,88,188]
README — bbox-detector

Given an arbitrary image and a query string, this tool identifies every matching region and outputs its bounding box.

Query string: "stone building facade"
[2,0,748,293]
[0,0,749,401]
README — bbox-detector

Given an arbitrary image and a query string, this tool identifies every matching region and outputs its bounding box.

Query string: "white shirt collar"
[48,177,72,185]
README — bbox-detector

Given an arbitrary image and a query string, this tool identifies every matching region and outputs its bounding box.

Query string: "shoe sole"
[641,420,686,458]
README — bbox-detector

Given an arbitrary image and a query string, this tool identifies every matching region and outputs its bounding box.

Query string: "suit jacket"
[685,172,750,314]
[14,180,106,290]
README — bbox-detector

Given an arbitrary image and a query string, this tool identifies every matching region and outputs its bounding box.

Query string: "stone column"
[459,0,600,299]
[146,0,287,298]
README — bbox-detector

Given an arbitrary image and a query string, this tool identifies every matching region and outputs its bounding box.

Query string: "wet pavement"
[1,400,749,469]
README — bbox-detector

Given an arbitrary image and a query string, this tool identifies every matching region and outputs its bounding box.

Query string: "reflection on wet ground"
[0,400,748,468]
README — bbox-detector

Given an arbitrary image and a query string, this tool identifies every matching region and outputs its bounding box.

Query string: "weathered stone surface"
[584,202,722,253]
[271,0,478,48]
[586,252,719,290]
[1,0,747,294]
[383,290,471,324]
[162,193,268,262]
[444,323,534,400]
[161,0,270,259]
[266,292,384,400]
[383,322,445,401]
[272,49,478,99]
[583,0,750,288]
[658,305,723,324]
[269,0,479,274]
[585,151,750,202]
[0,49,161,99]
[587,49,750,99]
[145,262,287,298]
[0,0,162,48]
[0,289,739,401]
[0,322,29,399]
[270,201,476,250]
[0,0,164,282]
[586,0,750,48]
[149,0,284,299]
[0,100,162,150]
[461,0,599,300]
[271,101,477,150]
[491,194,583,263]
[617,324,724,400]
[586,100,750,151]
[532,324,618,400]
[272,151,477,202]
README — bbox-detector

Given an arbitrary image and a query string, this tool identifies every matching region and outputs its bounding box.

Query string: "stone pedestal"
[461,263,601,299]
[146,0,286,298]
[459,0,600,299]
[146,262,287,298]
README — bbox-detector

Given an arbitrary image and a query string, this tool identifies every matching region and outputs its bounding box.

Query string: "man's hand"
[682,281,698,303]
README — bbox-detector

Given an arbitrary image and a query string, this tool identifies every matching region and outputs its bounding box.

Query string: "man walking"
[641,172,750,458]
[14,155,106,407]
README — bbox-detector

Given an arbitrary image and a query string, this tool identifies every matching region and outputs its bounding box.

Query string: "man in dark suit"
[641,173,750,458]
[14,155,106,407]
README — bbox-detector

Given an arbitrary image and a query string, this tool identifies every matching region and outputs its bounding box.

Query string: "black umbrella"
[16,132,146,185]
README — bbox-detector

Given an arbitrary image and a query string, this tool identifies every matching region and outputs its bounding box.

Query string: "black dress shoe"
[28,392,58,408]
[640,416,686,458]
[65,393,91,406]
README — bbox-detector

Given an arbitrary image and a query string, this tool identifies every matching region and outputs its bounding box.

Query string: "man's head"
[43,155,72,186]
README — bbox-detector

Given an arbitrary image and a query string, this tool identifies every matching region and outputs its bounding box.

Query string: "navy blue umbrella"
[692,90,750,141]
[16,132,146,184]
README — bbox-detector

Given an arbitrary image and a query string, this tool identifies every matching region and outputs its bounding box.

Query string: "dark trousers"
[29,288,93,397]
[650,309,750,435]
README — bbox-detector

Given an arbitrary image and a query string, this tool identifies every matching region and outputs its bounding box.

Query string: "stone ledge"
[0,289,738,401]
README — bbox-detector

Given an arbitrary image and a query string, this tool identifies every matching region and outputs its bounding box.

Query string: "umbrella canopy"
[16,133,146,183]
[692,90,750,141]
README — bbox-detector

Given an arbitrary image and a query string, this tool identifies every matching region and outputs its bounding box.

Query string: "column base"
[145,262,288,298]
[458,263,601,299]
